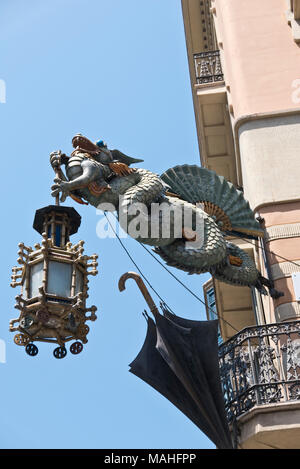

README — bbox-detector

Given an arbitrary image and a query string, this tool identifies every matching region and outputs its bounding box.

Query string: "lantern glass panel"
[47,261,72,297]
[75,269,84,294]
[55,225,61,247]
[29,262,43,298]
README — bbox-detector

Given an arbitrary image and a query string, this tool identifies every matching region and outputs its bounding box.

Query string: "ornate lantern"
[10,205,98,358]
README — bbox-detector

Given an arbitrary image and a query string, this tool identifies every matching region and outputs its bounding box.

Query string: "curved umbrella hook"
[118,271,159,316]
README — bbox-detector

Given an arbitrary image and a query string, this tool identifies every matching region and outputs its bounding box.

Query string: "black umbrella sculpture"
[118,272,233,450]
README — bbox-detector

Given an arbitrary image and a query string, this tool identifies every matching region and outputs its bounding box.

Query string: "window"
[206,285,223,345]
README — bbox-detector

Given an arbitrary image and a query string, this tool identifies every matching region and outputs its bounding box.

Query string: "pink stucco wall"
[260,202,300,228]
[214,0,300,119]
[260,202,300,310]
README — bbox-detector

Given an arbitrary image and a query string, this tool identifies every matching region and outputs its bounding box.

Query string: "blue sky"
[0,0,214,449]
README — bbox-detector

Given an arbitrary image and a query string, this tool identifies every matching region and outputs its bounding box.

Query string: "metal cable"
[109,213,240,333]
[241,236,300,268]
[137,241,240,334]
[104,212,176,315]
[106,209,300,335]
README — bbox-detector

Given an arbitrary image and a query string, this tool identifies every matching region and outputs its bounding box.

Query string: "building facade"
[182,0,300,449]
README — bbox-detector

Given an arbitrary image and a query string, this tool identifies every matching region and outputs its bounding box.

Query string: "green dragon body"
[50,135,269,294]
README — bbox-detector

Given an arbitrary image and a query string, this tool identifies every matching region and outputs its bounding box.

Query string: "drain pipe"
[256,216,284,300]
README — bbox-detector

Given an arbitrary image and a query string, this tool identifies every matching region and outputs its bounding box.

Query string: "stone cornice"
[265,222,300,243]
[275,301,300,322]
[271,260,300,281]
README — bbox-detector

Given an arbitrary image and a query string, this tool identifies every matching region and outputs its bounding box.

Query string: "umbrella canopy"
[129,310,232,449]
[119,272,232,449]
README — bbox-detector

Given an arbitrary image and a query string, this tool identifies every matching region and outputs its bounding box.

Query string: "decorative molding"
[286,0,300,43]
[275,302,300,322]
[192,1,221,86]
[200,0,218,52]
[271,260,300,281]
[265,222,300,243]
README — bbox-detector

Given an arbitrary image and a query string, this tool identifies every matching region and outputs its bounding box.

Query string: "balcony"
[191,50,237,185]
[194,50,224,85]
[219,320,300,424]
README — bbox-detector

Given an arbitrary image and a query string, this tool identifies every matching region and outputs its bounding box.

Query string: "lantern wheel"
[25,343,38,357]
[14,333,30,346]
[53,346,67,359]
[70,341,83,355]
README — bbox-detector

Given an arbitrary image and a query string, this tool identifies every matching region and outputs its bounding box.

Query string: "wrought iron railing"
[194,50,224,85]
[219,320,300,423]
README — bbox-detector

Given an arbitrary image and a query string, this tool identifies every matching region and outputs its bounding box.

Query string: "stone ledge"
[275,301,300,321]
[271,261,300,280]
[265,222,300,242]
[237,400,300,449]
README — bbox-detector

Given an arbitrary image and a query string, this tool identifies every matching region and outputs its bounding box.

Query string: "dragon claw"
[51,178,70,201]
[50,150,62,169]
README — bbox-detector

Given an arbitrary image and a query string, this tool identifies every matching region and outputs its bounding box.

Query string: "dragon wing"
[161,165,264,239]
[111,149,144,166]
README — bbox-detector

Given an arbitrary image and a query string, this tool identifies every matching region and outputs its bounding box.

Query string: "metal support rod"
[50,150,64,206]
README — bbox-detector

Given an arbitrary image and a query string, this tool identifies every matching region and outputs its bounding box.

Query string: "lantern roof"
[33,205,81,236]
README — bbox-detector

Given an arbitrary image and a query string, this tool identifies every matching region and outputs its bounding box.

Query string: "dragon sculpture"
[50,134,270,294]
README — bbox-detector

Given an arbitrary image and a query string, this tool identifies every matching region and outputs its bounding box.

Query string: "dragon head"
[71,134,103,155]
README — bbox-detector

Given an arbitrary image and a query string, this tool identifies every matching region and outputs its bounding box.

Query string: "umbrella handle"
[118,271,159,316]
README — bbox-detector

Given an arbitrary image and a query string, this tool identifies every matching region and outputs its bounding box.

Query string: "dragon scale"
[50,136,268,293]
